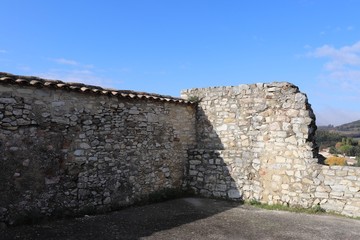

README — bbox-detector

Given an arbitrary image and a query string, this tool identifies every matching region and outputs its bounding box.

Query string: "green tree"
[315,130,344,150]
[353,146,360,157]
[329,146,338,154]
[339,145,353,156]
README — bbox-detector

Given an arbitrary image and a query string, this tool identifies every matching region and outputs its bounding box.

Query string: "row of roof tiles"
[0,72,192,104]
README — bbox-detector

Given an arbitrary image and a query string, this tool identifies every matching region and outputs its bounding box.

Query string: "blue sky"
[1,0,360,126]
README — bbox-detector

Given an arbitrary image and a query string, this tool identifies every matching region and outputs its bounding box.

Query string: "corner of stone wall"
[182,82,321,205]
[182,82,360,217]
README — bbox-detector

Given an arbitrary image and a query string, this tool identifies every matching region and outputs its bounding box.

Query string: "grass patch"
[246,200,360,220]
[187,96,201,103]
[247,199,326,214]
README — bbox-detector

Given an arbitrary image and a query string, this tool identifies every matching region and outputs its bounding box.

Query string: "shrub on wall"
[325,156,347,166]
[356,156,360,167]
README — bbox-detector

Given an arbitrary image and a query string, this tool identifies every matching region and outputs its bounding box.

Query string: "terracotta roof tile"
[0,72,192,104]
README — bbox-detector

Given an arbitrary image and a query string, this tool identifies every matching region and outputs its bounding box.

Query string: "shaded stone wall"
[1,74,359,224]
[0,83,196,224]
[182,83,360,217]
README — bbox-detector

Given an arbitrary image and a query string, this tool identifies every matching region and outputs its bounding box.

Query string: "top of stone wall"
[181,82,300,98]
[0,72,192,104]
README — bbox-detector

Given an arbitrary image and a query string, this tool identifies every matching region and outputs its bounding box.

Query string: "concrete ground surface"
[1,197,360,240]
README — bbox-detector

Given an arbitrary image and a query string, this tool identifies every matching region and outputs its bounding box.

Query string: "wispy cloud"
[38,67,121,89]
[0,49,7,53]
[307,41,360,125]
[309,41,360,69]
[319,25,356,36]
[52,58,79,66]
[308,41,360,84]
[50,57,96,70]
[44,57,116,86]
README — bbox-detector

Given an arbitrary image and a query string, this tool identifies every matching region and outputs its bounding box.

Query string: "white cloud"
[23,57,123,89]
[45,58,112,86]
[308,41,360,125]
[309,41,360,70]
[50,58,95,70]
[52,58,79,66]
[308,41,360,89]
[328,70,360,82]
[0,49,7,53]
[38,69,119,88]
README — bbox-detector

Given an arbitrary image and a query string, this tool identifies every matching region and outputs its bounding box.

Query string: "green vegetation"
[247,199,326,214]
[317,120,360,139]
[187,96,201,103]
[331,137,360,157]
[316,120,360,165]
[336,120,360,132]
[247,200,360,220]
[316,131,360,166]
[315,130,344,150]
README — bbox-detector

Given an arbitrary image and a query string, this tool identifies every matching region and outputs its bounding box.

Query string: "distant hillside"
[336,120,360,132]
[318,120,360,138]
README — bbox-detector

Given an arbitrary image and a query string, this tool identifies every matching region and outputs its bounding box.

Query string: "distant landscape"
[316,120,360,167]
[318,120,360,138]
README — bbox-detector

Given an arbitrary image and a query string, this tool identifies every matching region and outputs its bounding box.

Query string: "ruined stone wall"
[0,83,196,225]
[1,72,359,224]
[313,165,360,217]
[182,83,360,217]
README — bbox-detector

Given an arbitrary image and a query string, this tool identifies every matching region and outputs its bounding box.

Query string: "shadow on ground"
[2,197,360,240]
[1,198,241,240]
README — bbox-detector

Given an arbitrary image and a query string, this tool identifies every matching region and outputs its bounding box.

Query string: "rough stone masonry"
[0,72,196,225]
[182,83,360,217]
[1,72,360,226]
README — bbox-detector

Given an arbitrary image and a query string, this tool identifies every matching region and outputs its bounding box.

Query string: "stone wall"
[1,72,359,224]
[182,83,360,217]
[0,79,196,225]
[314,165,360,217]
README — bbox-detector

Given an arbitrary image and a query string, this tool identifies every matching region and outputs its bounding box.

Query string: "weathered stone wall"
[182,83,318,202]
[314,165,360,217]
[187,150,249,200]
[1,72,359,224]
[182,83,360,217]
[0,83,196,224]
